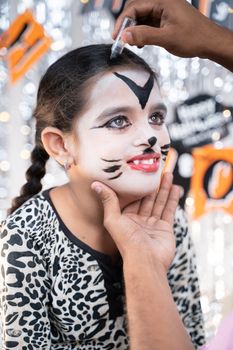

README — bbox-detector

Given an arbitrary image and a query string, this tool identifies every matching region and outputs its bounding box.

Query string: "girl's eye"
[149,112,165,126]
[105,116,130,129]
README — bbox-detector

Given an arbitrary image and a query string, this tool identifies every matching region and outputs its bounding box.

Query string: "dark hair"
[9,44,156,214]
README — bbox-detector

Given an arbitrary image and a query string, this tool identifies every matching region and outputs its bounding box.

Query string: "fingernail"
[179,186,184,197]
[122,30,133,43]
[93,185,102,194]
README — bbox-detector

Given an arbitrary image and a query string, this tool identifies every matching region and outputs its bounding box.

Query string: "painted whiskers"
[101,158,123,180]
[161,143,170,162]
[101,143,171,180]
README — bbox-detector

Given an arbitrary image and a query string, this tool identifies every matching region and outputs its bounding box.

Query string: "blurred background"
[0,0,233,342]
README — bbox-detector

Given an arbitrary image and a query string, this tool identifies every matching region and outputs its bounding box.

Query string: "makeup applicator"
[110,17,137,59]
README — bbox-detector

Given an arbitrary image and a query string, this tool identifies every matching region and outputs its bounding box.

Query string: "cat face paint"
[71,69,170,200]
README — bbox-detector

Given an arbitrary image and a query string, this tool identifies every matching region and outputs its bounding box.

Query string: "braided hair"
[9,44,156,214]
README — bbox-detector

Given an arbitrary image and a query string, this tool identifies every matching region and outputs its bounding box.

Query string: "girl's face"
[70,68,170,199]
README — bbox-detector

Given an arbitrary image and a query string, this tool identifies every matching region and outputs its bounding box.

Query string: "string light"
[0,160,10,172]
[0,111,10,122]
[211,131,221,141]
[223,109,231,118]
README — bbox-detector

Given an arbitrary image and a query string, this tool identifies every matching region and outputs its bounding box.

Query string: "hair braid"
[8,145,49,214]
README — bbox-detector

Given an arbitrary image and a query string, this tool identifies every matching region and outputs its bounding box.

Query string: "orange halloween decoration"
[191,145,233,218]
[0,10,52,83]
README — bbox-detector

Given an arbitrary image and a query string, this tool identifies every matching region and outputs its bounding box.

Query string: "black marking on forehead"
[114,72,154,109]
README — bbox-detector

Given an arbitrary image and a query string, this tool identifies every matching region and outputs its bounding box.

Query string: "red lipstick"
[127,153,160,173]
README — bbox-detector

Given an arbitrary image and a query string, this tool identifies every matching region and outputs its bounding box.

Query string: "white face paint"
[71,69,170,199]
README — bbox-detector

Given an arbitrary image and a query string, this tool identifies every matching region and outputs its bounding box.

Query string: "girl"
[0,44,205,349]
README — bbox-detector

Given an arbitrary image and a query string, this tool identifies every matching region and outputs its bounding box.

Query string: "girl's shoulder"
[5,190,53,222]
[0,189,57,242]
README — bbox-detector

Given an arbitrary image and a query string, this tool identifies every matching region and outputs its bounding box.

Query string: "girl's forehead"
[86,69,160,105]
[75,69,163,128]
[91,69,153,93]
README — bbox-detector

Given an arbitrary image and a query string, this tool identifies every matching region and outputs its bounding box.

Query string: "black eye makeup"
[96,115,132,130]
[91,109,166,130]
[149,111,166,126]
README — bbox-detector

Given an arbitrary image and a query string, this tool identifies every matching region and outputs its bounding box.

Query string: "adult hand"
[91,172,180,271]
[113,0,225,60]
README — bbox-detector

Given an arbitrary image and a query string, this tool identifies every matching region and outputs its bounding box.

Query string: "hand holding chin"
[91,172,180,271]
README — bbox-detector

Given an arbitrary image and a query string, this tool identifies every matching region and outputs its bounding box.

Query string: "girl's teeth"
[141,159,152,164]
[133,159,154,165]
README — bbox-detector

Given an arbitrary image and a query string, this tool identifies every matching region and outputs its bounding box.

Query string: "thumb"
[91,181,121,231]
[122,25,166,48]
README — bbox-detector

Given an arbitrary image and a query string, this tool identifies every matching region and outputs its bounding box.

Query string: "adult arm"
[113,0,233,72]
[92,173,195,350]
[123,251,195,350]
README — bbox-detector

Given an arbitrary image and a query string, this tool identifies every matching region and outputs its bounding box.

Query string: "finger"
[161,185,180,225]
[91,181,121,231]
[123,199,141,215]
[121,25,167,47]
[178,186,184,198]
[151,172,173,218]
[137,192,156,217]
[113,1,162,39]
[113,2,137,39]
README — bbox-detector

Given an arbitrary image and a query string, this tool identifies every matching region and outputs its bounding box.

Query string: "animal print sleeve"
[167,207,205,349]
[0,219,52,350]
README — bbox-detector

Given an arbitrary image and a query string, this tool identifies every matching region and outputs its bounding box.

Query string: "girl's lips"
[127,153,160,173]
[127,153,160,162]
[128,160,160,172]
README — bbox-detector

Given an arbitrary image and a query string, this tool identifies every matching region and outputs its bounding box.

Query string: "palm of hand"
[97,172,179,270]
[120,212,176,269]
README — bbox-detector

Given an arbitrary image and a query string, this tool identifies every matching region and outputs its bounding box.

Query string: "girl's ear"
[41,127,73,166]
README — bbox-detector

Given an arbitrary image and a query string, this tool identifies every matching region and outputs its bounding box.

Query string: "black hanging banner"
[209,0,233,30]
[167,94,233,208]
[169,94,232,152]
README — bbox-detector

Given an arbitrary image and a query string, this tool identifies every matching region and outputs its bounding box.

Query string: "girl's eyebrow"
[149,103,167,114]
[95,103,167,123]
[95,106,132,123]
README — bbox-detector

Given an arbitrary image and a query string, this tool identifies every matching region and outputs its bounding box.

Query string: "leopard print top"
[0,189,205,349]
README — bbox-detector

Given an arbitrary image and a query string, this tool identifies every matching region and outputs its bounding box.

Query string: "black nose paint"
[148,136,157,147]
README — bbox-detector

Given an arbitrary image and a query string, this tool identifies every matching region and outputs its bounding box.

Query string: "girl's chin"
[106,172,162,197]
[113,186,158,206]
